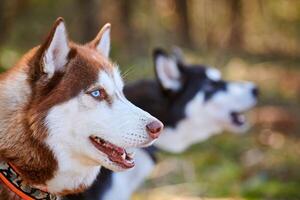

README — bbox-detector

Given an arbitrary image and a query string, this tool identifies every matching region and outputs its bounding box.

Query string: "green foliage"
[0,67,5,73]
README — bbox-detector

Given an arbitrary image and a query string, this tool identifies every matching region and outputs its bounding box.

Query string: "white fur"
[206,68,221,81]
[0,69,31,135]
[112,67,124,91]
[96,27,110,58]
[155,94,223,153]
[156,55,181,91]
[97,72,115,96]
[155,81,257,153]
[44,69,159,193]
[102,149,155,200]
[98,78,258,200]
[43,22,69,78]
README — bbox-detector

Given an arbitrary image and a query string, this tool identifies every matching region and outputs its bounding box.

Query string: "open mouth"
[89,136,134,169]
[230,111,246,126]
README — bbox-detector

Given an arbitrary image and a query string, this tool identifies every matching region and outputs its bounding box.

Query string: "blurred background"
[1,0,299,199]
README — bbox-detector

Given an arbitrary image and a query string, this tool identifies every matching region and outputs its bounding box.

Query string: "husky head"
[27,18,163,174]
[153,49,258,147]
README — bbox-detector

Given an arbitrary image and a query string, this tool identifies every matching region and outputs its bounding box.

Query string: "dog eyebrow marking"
[98,71,116,97]
[206,68,221,81]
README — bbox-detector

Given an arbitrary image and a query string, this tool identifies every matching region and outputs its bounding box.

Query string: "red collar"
[0,162,57,200]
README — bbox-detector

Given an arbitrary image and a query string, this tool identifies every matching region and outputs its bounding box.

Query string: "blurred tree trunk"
[0,0,14,47]
[76,0,100,41]
[227,0,244,49]
[116,0,139,54]
[119,0,132,40]
[173,0,192,47]
[0,1,8,46]
[0,0,28,46]
[0,0,28,48]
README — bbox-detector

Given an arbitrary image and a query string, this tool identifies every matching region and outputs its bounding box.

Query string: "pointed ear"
[90,23,111,58]
[153,49,182,91]
[171,46,185,64]
[40,17,70,78]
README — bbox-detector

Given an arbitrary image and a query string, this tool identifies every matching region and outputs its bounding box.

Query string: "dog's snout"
[146,121,163,139]
[251,86,259,98]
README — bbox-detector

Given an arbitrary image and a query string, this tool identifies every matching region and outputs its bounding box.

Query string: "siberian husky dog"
[0,18,163,200]
[65,48,258,200]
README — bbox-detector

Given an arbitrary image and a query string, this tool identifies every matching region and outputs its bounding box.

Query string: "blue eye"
[91,90,101,97]
[89,88,107,101]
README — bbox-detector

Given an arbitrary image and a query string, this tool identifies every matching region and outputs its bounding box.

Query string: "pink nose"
[146,121,164,139]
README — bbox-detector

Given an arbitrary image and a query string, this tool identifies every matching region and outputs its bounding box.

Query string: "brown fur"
[0,18,115,198]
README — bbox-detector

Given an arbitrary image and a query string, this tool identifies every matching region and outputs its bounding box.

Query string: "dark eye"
[89,89,107,101]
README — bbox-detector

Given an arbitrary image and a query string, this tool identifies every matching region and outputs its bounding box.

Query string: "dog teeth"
[127,152,135,159]
[93,136,104,144]
[121,153,126,160]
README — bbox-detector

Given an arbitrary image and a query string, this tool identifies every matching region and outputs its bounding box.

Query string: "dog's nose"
[146,121,163,139]
[252,86,259,98]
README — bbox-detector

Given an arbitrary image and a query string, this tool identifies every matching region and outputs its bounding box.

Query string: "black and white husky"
[65,48,258,200]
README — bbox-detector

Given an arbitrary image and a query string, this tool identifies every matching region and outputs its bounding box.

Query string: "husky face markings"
[153,49,258,152]
[154,49,258,131]
[0,18,163,196]
[40,22,163,193]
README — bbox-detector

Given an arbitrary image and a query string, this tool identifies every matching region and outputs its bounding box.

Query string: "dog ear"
[171,46,185,64]
[40,17,70,79]
[153,49,182,91]
[89,23,111,58]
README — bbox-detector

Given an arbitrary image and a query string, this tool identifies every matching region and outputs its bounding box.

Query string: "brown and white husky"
[0,18,163,199]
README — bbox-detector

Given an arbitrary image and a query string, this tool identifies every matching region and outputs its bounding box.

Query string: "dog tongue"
[89,136,134,169]
[106,144,134,168]
[108,152,134,169]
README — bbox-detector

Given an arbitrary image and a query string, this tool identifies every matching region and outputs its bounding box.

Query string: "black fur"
[64,49,229,200]
[65,168,113,200]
